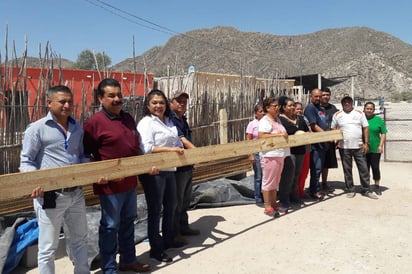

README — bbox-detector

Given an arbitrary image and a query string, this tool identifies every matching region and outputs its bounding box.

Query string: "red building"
[1,67,153,121]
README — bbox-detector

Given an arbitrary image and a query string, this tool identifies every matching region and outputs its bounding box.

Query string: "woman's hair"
[254,104,263,114]
[143,89,172,117]
[262,97,278,113]
[278,96,294,114]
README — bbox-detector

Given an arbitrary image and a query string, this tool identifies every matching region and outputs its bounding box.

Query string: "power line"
[84,0,296,63]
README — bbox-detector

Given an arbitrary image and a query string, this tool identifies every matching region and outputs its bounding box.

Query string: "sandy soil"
[13,161,412,274]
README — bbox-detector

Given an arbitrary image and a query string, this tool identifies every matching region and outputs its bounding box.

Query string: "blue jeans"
[139,171,177,257]
[98,188,137,274]
[175,168,194,234]
[340,148,371,192]
[252,153,263,203]
[309,148,326,194]
[34,188,89,274]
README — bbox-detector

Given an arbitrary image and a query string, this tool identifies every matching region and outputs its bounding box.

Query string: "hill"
[3,56,74,69]
[8,27,412,101]
[113,26,412,101]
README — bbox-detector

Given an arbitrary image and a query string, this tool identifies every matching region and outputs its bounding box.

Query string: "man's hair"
[321,87,331,94]
[47,85,72,99]
[97,78,121,97]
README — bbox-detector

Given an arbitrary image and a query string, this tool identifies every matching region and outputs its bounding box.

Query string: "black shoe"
[310,192,324,200]
[166,240,187,250]
[374,185,382,195]
[150,252,173,263]
[321,183,334,193]
[181,227,200,236]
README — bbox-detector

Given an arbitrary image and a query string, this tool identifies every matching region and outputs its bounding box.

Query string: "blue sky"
[1,0,410,65]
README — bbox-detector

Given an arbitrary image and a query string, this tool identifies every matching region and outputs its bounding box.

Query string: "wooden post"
[219,108,228,144]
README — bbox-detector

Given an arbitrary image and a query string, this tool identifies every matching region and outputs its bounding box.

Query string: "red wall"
[1,67,153,121]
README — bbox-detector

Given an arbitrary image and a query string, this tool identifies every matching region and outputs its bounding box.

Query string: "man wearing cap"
[331,96,378,199]
[170,90,200,244]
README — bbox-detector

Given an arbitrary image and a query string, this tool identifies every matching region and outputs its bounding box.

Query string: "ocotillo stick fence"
[0,130,342,202]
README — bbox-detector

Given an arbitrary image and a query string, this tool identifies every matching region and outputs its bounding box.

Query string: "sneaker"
[374,185,382,196]
[363,191,378,200]
[277,204,289,214]
[346,191,356,198]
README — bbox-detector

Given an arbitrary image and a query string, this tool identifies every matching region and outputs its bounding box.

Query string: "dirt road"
[14,161,412,274]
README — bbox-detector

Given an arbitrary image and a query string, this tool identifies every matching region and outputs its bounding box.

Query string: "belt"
[55,186,80,193]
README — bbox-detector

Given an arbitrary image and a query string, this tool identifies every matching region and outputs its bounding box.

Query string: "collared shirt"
[171,111,192,142]
[246,118,260,140]
[137,114,183,154]
[20,111,89,172]
[331,109,369,149]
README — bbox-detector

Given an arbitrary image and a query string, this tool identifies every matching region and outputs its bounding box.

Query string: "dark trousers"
[339,148,371,192]
[366,153,382,181]
[278,156,295,207]
[175,168,193,234]
[309,148,326,194]
[139,171,177,257]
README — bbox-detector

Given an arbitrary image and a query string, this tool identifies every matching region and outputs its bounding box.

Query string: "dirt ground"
[13,161,412,274]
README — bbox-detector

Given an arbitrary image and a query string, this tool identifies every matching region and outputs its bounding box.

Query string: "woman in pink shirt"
[258,97,289,217]
[246,104,264,205]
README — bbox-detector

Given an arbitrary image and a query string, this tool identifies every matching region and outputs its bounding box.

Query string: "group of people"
[246,87,387,217]
[19,79,199,274]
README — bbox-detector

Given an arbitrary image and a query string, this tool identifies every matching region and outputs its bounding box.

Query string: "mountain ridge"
[9,26,412,100]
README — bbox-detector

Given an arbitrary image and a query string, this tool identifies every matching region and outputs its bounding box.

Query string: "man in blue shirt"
[20,85,90,274]
[303,88,328,200]
[170,90,200,244]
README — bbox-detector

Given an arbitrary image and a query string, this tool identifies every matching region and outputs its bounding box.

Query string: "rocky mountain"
[6,27,412,101]
[113,26,412,101]
[4,56,74,69]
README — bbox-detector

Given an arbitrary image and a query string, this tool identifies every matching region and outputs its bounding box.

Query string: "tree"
[73,49,111,70]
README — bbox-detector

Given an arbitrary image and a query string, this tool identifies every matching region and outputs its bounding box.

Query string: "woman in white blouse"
[137,89,185,263]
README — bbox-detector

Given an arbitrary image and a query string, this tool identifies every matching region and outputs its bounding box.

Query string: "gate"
[383,102,412,162]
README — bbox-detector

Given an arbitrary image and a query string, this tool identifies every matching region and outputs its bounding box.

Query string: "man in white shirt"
[331,96,378,199]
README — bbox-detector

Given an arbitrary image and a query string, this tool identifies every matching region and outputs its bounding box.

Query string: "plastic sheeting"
[0,176,255,273]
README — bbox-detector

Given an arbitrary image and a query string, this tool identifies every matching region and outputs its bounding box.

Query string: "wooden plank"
[0,130,342,201]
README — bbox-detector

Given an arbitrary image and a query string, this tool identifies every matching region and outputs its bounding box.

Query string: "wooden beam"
[0,130,342,201]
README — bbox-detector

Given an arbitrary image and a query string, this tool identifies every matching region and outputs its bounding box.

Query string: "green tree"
[73,49,111,70]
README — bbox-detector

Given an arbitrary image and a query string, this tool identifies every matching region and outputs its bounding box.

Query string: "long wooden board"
[0,130,342,201]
